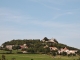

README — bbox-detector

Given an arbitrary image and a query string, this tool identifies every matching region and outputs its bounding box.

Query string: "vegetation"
[2,37,78,50]
[0,54,80,60]
[0,37,80,56]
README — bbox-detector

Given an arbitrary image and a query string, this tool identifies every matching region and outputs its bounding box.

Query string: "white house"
[49,47,58,51]
[6,45,13,50]
[58,47,78,55]
[42,38,57,43]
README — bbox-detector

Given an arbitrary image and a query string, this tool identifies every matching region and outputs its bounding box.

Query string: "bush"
[21,48,27,51]
[31,59,33,60]
[62,52,67,56]
[51,50,57,56]
[4,48,10,51]
[17,52,23,54]
[2,55,6,60]
[73,54,76,56]
[68,53,73,57]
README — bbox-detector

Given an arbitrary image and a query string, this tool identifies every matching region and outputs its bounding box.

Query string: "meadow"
[0,54,79,60]
[0,50,79,60]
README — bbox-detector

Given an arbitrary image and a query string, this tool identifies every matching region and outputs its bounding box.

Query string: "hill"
[1,37,80,56]
[2,37,78,50]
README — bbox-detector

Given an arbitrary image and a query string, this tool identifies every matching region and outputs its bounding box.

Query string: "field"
[0,54,79,60]
[0,50,79,60]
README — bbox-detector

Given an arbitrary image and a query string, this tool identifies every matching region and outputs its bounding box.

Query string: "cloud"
[0,8,35,24]
[31,0,64,5]
[30,0,61,10]
[0,7,79,30]
[67,12,73,14]
[0,8,74,28]
[52,11,73,20]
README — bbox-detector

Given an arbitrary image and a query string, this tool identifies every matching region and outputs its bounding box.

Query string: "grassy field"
[0,50,79,60]
[0,54,79,60]
[0,50,21,54]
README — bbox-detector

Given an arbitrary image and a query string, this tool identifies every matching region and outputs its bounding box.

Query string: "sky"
[0,0,80,49]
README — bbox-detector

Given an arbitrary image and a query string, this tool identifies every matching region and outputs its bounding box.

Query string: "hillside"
[1,37,80,56]
[2,37,78,50]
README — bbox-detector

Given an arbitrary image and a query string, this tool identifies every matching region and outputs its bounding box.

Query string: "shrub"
[11,58,16,60]
[62,52,67,56]
[31,59,33,60]
[17,52,23,54]
[2,55,6,60]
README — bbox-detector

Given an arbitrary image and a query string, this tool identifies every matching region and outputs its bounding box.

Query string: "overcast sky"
[0,0,80,49]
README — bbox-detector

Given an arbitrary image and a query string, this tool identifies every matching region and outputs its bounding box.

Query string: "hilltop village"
[0,37,80,56]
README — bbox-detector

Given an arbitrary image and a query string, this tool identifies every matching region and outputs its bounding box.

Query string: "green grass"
[0,54,79,60]
[0,50,79,60]
[0,50,22,54]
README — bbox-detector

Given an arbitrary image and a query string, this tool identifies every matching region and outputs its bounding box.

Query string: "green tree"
[44,47,50,54]
[54,39,58,43]
[62,52,67,56]
[51,50,57,56]
[43,37,49,41]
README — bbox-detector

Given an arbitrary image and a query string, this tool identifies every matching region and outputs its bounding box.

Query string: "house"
[67,50,78,54]
[58,47,78,55]
[42,38,58,43]
[49,47,58,51]
[20,44,28,49]
[1,45,3,48]
[44,45,48,48]
[6,45,14,50]
[20,45,28,49]
[20,44,28,53]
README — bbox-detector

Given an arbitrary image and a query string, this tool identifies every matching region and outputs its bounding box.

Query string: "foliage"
[54,39,58,43]
[21,48,27,51]
[62,52,67,56]
[43,37,49,41]
[1,38,79,55]
[77,50,80,55]
[68,53,73,57]
[4,48,12,54]
[2,55,5,60]
[27,48,36,53]
[12,46,17,50]
[4,48,10,51]
[44,47,50,54]
[51,50,57,56]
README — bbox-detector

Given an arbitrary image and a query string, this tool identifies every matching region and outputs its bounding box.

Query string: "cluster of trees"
[2,39,40,47]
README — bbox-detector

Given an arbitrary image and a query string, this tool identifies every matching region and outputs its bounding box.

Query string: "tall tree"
[43,37,49,41]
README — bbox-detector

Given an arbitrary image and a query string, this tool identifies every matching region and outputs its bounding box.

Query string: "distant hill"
[1,37,80,56]
[2,37,79,50]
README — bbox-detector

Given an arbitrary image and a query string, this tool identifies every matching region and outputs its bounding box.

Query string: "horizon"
[0,0,80,49]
